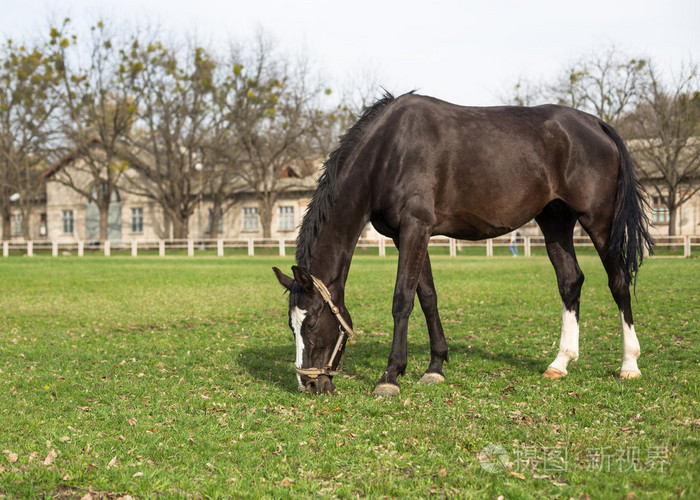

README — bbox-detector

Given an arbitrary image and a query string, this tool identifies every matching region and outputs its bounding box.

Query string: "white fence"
[2,235,699,258]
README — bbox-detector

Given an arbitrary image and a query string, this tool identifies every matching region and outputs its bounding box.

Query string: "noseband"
[295,275,355,379]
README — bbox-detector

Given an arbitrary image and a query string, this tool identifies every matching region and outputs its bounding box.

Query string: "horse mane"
[295,91,397,268]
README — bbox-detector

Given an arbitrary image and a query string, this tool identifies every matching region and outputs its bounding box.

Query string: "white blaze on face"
[290,306,307,389]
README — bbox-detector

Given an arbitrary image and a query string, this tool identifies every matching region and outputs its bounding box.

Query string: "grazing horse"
[273,92,652,396]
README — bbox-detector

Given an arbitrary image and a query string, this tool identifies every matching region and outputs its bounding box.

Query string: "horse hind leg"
[580,214,642,379]
[537,206,585,379]
[587,225,642,379]
[602,256,641,379]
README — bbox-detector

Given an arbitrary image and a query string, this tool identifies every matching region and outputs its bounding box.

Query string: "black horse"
[273,92,652,396]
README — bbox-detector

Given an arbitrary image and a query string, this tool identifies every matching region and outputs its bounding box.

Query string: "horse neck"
[306,179,371,301]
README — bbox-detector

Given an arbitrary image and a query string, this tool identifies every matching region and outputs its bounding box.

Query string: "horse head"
[273,265,352,394]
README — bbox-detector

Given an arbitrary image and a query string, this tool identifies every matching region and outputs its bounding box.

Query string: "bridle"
[295,274,355,379]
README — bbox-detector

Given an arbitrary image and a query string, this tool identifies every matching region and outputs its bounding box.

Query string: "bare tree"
[510,47,649,127]
[0,38,61,240]
[627,62,700,237]
[222,37,327,238]
[122,41,221,240]
[51,20,142,245]
[313,68,385,158]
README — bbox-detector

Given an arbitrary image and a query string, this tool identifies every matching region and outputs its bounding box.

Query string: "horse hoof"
[542,367,566,379]
[419,372,445,385]
[620,370,641,379]
[373,383,400,397]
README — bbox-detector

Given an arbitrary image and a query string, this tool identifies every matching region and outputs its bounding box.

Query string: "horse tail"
[600,121,654,287]
[295,92,397,267]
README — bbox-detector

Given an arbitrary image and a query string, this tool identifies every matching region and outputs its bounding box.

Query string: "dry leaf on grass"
[7,452,18,463]
[44,449,57,466]
[107,456,117,469]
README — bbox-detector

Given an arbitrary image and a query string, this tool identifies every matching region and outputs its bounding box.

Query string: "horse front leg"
[416,254,449,385]
[373,223,431,397]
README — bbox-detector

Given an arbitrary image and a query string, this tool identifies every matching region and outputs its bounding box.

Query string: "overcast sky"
[1,0,697,106]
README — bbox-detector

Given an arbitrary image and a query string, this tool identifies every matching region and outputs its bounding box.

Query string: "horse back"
[362,95,619,240]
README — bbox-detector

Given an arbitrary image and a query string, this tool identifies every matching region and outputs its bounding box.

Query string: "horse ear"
[291,265,314,293]
[272,267,294,291]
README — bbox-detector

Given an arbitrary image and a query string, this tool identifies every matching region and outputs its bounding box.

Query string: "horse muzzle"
[301,374,335,394]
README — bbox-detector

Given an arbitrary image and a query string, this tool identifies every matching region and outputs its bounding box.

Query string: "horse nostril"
[307,379,318,393]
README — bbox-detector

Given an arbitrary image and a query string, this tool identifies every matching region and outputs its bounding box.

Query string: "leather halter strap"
[295,275,354,379]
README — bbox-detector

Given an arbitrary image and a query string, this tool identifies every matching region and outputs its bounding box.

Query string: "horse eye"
[306,320,317,330]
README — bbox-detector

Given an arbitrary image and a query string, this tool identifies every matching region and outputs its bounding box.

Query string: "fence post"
[78,241,84,257]
[486,239,493,257]
[159,240,165,257]
[2,241,8,257]
[379,237,386,257]
[685,235,691,258]
[131,240,138,257]
[279,239,286,257]
[217,239,224,257]
[52,241,58,257]
[27,241,33,257]
[449,238,456,257]
[104,241,110,257]
[187,239,194,257]
[524,236,531,257]
[248,239,254,257]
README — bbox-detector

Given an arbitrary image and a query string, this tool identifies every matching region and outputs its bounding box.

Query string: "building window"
[278,206,295,231]
[131,208,143,233]
[62,210,74,234]
[12,214,22,236]
[243,207,259,231]
[208,208,224,234]
[40,213,47,236]
[651,196,668,223]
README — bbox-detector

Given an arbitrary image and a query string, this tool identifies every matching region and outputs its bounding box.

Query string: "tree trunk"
[21,206,32,240]
[210,200,222,238]
[172,216,189,240]
[100,204,109,247]
[1,210,10,241]
[259,200,273,239]
[667,205,678,253]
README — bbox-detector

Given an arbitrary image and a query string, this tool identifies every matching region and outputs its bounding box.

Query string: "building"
[36,150,321,245]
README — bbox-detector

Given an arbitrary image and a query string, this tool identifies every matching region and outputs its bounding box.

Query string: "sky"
[1,0,697,106]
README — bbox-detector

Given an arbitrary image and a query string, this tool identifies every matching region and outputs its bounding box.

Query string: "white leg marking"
[290,307,307,390]
[620,311,641,378]
[546,306,579,376]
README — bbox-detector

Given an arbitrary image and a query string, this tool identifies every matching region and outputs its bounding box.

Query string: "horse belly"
[433,211,534,241]
[431,173,550,240]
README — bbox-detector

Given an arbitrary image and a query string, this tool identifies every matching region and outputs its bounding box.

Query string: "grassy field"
[0,254,698,499]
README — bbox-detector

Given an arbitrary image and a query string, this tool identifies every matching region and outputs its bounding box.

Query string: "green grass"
[0,254,698,499]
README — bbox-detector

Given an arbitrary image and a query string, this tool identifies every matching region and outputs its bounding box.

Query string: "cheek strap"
[295,275,354,379]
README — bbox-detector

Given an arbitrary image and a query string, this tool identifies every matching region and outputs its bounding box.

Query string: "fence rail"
[2,235,699,258]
